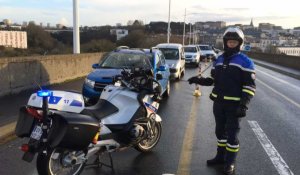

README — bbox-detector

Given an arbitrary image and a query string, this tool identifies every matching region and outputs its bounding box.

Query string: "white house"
[110,29,128,41]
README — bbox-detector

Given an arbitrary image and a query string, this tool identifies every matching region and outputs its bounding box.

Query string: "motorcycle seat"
[81,99,118,120]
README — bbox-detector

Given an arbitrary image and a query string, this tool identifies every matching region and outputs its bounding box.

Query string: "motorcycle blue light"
[37,90,53,97]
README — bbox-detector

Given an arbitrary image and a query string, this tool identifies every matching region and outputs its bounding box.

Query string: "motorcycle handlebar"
[113,68,161,94]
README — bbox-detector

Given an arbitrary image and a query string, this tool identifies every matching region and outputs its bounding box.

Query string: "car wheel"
[163,80,170,97]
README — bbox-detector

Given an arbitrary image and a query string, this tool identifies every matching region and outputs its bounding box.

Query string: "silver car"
[156,43,185,80]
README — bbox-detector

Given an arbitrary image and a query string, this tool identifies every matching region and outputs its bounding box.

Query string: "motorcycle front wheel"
[36,148,85,175]
[135,122,162,152]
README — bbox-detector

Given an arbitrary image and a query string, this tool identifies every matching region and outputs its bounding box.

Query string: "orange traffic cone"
[193,63,202,97]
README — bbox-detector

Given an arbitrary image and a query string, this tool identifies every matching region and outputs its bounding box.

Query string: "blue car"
[82,48,171,104]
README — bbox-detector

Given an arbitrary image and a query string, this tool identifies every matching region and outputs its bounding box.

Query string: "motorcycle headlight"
[85,78,95,88]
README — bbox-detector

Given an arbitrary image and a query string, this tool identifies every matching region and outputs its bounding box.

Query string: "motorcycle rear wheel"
[36,148,85,175]
[135,122,162,152]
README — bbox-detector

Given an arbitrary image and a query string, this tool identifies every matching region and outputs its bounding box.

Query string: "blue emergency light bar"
[37,90,53,97]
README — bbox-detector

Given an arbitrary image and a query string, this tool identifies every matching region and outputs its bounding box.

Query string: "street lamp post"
[189,23,192,45]
[167,0,171,43]
[73,0,80,54]
[183,8,186,46]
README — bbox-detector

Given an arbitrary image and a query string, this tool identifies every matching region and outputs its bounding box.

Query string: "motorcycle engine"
[129,124,145,139]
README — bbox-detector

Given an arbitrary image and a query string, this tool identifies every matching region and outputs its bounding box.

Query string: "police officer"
[188,27,256,175]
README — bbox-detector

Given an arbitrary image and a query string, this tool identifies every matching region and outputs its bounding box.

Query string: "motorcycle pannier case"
[15,106,37,138]
[48,111,100,150]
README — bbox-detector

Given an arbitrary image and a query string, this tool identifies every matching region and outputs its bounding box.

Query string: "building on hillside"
[276,47,300,56]
[198,33,218,46]
[259,23,275,30]
[195,21,226,30]
[0,31,27,49]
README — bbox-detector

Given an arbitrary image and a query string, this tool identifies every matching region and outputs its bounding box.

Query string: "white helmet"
[223,27,245,50]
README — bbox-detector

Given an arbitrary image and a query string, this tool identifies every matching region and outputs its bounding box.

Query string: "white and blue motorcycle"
[15,67,163,175]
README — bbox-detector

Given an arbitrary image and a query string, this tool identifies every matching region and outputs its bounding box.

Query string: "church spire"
[250,18,254,27]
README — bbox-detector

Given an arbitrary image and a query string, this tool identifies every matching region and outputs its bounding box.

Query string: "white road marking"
[248,120,294,175]
[257,79,300,109]
[176,99,198,175]
[256,69,300,91]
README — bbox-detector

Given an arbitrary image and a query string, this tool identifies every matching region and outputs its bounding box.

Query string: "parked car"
[156,43,185,80]
[183,45,201,67]
[198,44,217,61]
[82,48,170,105]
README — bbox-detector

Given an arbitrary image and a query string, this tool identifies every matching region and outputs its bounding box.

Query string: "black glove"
[188,76,200,84]
[236,105,248,118]
[188,76,214,86]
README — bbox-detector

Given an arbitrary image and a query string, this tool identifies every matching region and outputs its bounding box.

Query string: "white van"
[156,43,185,80]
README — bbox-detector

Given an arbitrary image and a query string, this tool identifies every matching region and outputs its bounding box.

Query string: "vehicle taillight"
[20,144,29,152]
[26,107,43,120]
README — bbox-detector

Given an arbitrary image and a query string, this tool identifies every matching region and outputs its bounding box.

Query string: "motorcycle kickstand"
[86,152,115,173]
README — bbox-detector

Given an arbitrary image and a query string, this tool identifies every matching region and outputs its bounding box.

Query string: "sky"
[0,0,300,29]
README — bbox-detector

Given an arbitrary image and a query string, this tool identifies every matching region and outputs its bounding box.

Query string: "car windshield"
[99,52,152,69]
[199,45,212,50]
[184,47,197,53]
[159,48,179,60]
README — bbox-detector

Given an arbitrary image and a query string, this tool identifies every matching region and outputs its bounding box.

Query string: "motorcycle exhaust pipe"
[86,139,120,159]
[95,139,120,148]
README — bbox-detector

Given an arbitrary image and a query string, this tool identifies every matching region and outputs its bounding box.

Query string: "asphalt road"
[0,62,299,175]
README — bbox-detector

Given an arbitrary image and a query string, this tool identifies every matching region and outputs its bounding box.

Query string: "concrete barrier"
[0,53,104,97]
[247,52,300,71]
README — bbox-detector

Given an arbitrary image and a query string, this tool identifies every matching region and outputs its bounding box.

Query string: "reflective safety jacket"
[209,53,256,105]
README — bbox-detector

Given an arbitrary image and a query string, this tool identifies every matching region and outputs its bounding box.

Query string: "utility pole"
[73,0,80,54]
[193,25,196,44]
[183,8,186,46]
[167,0,171,43]
[189,23,192,45]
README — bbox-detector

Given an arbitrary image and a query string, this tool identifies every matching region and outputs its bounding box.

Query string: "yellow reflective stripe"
[211,93,217,98]
[217,143,226,147]
[242,89,255,96]
[226,147,239,152]
[224,96,240,101]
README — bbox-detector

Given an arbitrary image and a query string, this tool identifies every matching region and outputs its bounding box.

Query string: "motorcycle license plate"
[30,125,43,140]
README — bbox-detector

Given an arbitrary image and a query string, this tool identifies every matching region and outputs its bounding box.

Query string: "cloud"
[1,0,298,28]
[223,8,250,11]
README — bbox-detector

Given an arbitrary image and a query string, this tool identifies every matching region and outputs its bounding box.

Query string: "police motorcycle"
[15,67,163,175]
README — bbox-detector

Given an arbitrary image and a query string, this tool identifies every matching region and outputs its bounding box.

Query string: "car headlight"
[85,78,95,88]
[193,55,197,58]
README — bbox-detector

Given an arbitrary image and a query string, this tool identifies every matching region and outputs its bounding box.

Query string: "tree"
[81,39,116,53]
[117,30,145,48]
[26,23,56,51]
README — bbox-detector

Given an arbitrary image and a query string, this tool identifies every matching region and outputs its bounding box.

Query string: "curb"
[254,61,300,80]
[0,121,16,144]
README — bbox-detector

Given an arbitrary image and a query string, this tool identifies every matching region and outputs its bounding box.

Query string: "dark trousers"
[213,101,241,164]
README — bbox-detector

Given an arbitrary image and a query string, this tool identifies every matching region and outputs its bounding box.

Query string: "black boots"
[207,147,237,175]
[223,151,237,175]
[223,164,235,175]
[206,146,225,166]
